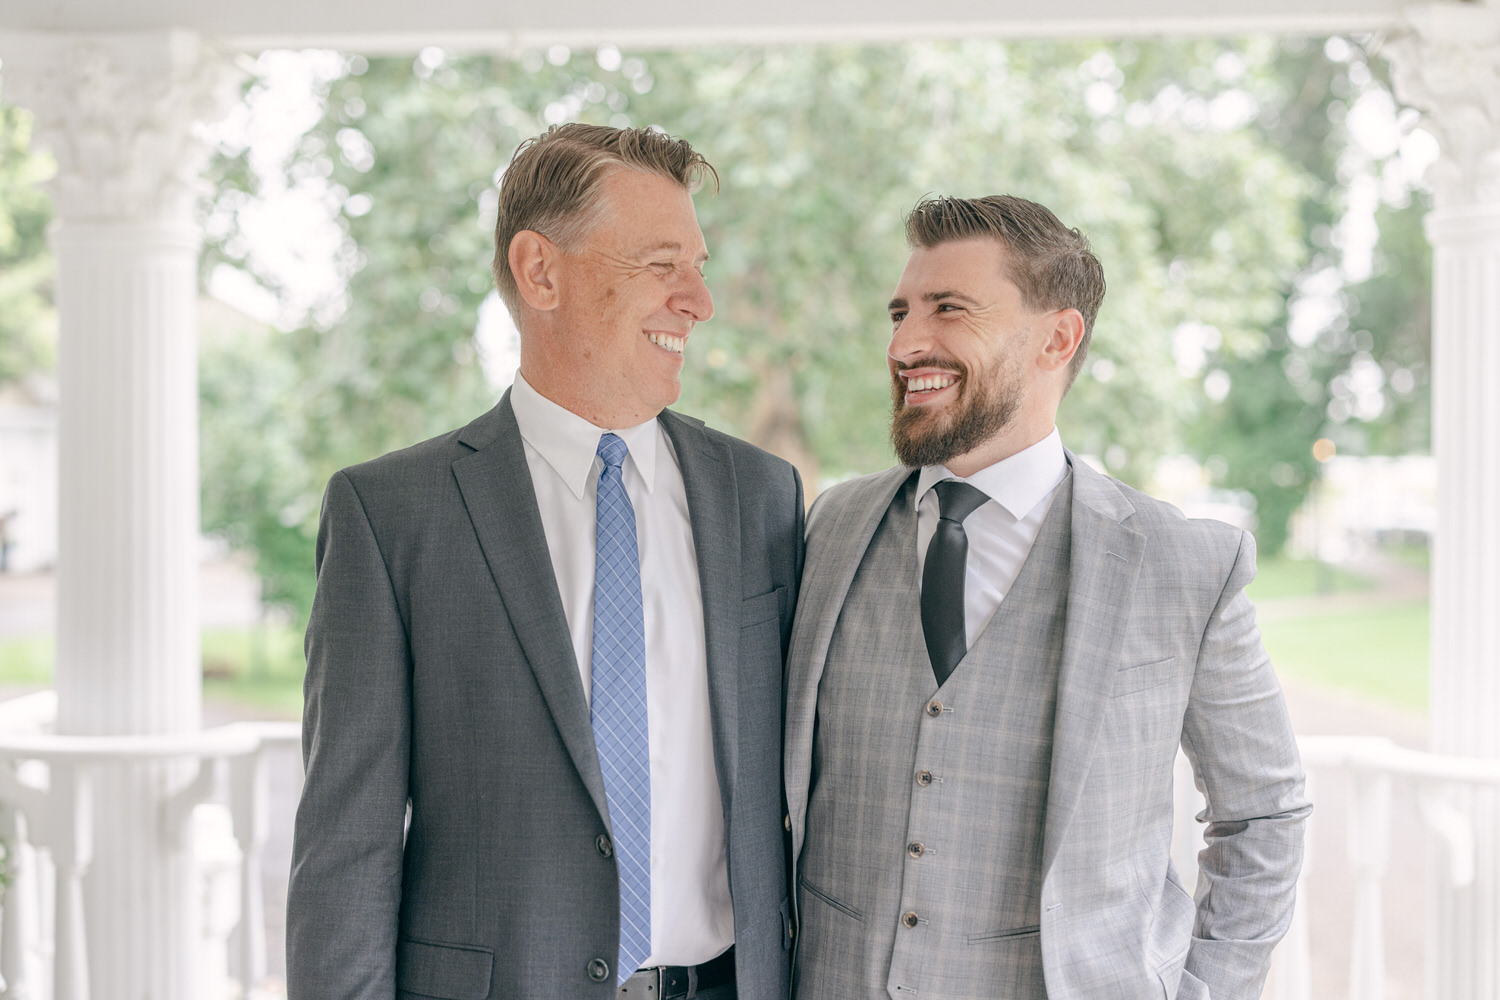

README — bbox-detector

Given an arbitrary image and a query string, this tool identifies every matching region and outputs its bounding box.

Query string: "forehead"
[896,238,1016,293]
[587,168,707,257]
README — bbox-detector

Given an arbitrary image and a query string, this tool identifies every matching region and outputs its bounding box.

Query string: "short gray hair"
[491,123,717,314]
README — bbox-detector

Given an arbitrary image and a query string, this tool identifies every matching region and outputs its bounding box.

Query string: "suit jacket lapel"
[659,410,742,811]
[786,465,914,858]
[1042,454,1146,876]
[451,392,609,825]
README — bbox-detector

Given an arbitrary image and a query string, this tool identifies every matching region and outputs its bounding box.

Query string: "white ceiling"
[2,0,1411,51]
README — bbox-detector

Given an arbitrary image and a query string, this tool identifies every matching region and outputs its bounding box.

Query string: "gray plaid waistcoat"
[796,472,1073,1000]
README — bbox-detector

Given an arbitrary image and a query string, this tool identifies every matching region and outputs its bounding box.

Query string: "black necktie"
[921,480,989,686]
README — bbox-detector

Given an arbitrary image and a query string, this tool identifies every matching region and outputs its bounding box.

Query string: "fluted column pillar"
[0,30,242,1000]
[1385,5,1500,998]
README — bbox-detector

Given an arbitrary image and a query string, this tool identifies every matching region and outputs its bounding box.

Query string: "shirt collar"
[510,372,661,500]
[915,427,1066,521]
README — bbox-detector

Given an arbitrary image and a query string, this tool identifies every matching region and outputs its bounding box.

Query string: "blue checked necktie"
[591,433,652,984]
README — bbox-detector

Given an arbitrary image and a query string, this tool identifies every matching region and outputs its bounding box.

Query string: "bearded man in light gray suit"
[785,194,1309,1000]
[287,124,803,1000]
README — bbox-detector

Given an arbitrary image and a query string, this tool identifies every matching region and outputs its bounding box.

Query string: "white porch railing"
[0,692,300,1000]
[1173,733,1500,1000]
[1,690,1495,1000]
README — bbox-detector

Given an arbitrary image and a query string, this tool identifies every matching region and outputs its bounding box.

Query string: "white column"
[0,30,242,1000]
[1385,6,1500,998]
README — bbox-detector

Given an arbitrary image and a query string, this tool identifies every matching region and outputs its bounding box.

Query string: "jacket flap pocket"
[1111,656,1178,697]
[397,937,494,1000]
[741,587,785,628]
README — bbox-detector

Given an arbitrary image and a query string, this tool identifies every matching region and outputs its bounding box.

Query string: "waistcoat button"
[587,958,610,982]
[901,911,920,929]
[925,700,943,717]
[915,770,933,786]
[907,841,925,858]
[595,833,613,858]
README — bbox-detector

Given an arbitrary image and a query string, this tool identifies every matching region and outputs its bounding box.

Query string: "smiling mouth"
[648,331,686,354]
[900,370,960,401]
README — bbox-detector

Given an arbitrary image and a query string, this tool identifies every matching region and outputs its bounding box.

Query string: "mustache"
[893,358,966,377]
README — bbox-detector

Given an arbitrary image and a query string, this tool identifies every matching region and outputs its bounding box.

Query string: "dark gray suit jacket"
[287,393,804,1000]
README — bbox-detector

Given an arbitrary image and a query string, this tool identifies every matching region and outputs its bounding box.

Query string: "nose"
[673,269,714,323]
[887,313,931,367]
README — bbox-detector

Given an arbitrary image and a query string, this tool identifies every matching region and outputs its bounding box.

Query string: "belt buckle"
[620,966,663,998]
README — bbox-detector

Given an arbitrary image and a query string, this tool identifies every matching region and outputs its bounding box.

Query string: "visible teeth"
[907,374,957,393]
[648,332,685,354]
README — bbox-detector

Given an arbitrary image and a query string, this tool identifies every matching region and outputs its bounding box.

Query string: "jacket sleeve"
[1179,528,1311,1000]
[285,469,411,1000]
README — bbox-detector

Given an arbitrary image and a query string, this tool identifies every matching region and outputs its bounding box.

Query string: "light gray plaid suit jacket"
[288,393,804,1000]
[786,455,1309,1000]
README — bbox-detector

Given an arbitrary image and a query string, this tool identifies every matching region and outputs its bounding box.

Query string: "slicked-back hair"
[491,123,718,314]
[905,194,1105,390]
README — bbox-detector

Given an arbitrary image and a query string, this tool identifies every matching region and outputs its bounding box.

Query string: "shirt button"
[901,911,920,929]
[926,700,943,717]
[907,841,925,858]
[595,833,613,858]
[915,770,934,787]
[587,958,611,983]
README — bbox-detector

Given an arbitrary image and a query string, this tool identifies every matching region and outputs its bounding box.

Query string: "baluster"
[1347,767,1391,1000]
[229,747,270,999]
[0,801,32,999]
[1268,769,1315,1000]
[46,764,92,1000]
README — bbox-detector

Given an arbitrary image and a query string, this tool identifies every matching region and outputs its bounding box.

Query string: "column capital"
[1384,2,1500,208]
[0,30,245,222]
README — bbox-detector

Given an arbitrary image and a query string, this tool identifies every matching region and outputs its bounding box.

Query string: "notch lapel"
[1041,456,1146,876]
[451,393,609,826]
[785,465,914,857]
[659,411,742,809]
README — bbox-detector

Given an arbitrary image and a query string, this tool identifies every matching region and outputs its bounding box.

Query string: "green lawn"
[1260,601,1429,710]
[0,625,307,719]
[1245,555,1373,602]
[1247,555,1428,712]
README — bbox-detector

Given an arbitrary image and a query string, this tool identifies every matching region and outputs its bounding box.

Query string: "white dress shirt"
[510,373,732,967]
[916,428,1068,647]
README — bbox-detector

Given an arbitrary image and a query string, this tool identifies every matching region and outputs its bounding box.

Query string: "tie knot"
[597,433,629,471]
[932,479,988,524]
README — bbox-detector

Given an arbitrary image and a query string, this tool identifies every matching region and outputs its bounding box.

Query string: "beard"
[890,358,1022,468]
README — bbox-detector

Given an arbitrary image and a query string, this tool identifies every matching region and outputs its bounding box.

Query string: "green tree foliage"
[1184,38,1433,554]
[199,39,1430,619]
[0,94,55,386]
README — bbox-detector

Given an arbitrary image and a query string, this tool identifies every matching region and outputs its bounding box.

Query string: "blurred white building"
[0,376,57,574]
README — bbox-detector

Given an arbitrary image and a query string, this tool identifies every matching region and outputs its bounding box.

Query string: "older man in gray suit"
[287,124,803,1000]
[785,194,1309,1000]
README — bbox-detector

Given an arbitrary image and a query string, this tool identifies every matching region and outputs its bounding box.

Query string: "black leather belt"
[617,946,734,999]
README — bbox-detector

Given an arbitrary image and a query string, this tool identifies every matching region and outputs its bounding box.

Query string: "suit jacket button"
[587,958,611,982]
[907,841,925,858]
[925,700,943,717]
[596,833,613,858]
[901,911,920,929]
[915,770,934,787]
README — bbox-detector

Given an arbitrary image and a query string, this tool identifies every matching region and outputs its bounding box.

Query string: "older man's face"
[547,168,713,427]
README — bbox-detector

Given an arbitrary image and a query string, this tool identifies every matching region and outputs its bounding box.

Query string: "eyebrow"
[888,290,979,312]
[635,240,711,264]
